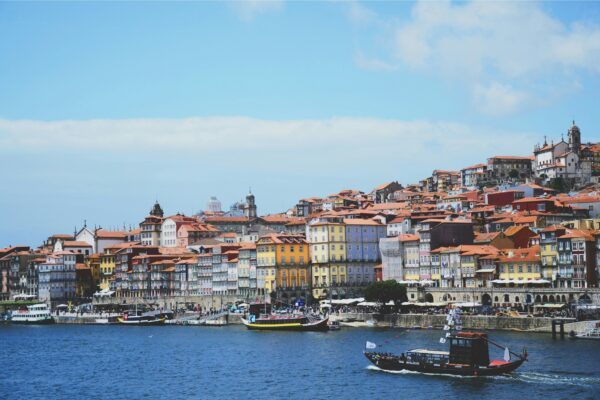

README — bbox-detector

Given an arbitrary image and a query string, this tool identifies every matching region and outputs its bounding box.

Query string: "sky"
[1,0,600,246]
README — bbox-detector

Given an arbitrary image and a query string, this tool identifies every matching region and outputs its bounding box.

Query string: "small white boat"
[366,319,377,327]
[570,326,600,340]
[11,303,54,324]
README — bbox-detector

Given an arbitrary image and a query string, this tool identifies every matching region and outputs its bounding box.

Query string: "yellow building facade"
[308,222,346,299]
[99,252,116,290]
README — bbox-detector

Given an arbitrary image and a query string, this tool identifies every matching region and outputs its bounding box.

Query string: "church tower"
[150,201,164,217]
[568,120,581,154]
[244,191,257,219]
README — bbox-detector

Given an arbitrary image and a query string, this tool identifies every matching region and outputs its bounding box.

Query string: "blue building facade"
[344,220,386,286]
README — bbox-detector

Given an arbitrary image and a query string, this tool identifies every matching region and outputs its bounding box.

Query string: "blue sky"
[1,0,600,246]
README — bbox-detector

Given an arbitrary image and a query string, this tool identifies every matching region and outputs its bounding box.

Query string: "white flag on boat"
[366,341,377,349]
[503,347,510,362]
[446,332,451,338]
[439,338,446,344]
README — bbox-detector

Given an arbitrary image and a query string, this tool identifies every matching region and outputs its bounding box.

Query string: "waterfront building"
[0,246,31,300]
[400,234,420,282]
[237,243,257,300]
[256,234,310,301]
[345,219,386,288]
[226,251,239,296]
[7,249,42,299]
[197,253,213,296]
[113,244,160,297]
[174,256,199,297]
[85,253,101,291]
[497,246,542,285]
[540,226,566,285]
[557,230,596,288]
[38,251,77,303]
[380,236,404,283]
[75,263,94,298]
[308,221,346,299]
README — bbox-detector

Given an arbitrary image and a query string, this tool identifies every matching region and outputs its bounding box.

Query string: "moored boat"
[241,314,329,331]
[117,310,169,326]
[569,322,600,340]
[10,303,54,325]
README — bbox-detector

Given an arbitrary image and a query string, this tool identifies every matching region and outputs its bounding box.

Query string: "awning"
[535,303,566,309]
[476,268,495,273]
[357,302,378,307]
[452,302,482,308]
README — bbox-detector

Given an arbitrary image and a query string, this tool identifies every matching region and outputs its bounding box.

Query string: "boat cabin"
[448,332,490,366]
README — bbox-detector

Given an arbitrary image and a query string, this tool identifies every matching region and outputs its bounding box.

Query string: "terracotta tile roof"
[95,229,128,239]
[63,241,93,247]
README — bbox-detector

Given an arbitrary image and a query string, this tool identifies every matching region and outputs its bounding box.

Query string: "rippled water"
[1,324,599,399]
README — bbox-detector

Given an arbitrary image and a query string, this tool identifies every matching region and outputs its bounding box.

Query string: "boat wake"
[512,372,600,387]
[367,365,600,387]
[366,365,479,379]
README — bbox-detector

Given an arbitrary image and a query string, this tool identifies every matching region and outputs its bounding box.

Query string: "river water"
[1,325,599,399]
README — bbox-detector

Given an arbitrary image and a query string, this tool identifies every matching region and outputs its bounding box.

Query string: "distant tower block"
[207,196,222,213]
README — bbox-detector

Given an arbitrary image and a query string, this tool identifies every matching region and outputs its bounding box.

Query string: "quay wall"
[335,312,566,332]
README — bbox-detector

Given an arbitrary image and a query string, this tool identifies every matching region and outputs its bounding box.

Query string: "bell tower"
[568,120,581,154]
[244,189,257,218]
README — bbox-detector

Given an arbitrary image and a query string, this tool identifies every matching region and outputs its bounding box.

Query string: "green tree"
[508,169,519,179]
[548,177,568,193]
[364,280,408,313]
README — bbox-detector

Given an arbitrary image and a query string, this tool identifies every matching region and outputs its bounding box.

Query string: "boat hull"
[11,317,55,325]
[117,317,166,326]
[365,352,525,376]
[241,317,329,331]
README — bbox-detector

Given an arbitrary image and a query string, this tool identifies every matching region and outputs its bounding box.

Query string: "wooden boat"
[241,314,329,331]
[365,331,527,377]
[117,310,168,326]
[117,315,166,326]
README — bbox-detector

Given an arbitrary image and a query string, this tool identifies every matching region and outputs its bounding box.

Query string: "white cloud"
[0,117,539,178]
[346,1,376,25]
[229,0,283,21]
[472,82,529,116]
[355,52,397,71]
[388,0,600,115]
